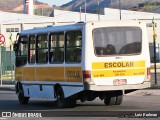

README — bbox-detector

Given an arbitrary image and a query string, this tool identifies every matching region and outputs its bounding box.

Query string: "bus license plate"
[113,79,127,85]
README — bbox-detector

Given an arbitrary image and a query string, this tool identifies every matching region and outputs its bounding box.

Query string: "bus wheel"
[66,97,77,108]
[55,87,66,108]
[104,96,116,106]
[115,95,123,105]
[17,83,30,104]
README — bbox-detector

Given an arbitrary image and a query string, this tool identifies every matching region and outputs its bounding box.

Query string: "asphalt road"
[0,90,160,119]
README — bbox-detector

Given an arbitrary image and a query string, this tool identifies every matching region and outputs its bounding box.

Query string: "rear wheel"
[104,96,116,105]
[104,95,123,106]
[115,95,123,105]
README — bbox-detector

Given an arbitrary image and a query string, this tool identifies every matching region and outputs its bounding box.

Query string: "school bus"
[14,20,151,108]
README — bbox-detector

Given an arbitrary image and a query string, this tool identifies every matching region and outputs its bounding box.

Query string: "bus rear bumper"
[86,81,151,91]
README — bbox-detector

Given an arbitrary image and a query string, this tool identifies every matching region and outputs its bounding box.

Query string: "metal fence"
[0,46,15,85]
[149,43,160,63]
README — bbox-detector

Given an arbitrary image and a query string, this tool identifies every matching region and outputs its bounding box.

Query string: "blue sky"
[38,0,72,6]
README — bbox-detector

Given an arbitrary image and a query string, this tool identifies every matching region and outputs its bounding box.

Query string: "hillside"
[61,0,160,13]
[0,0,22,11]
[61,0,112,13]
[0,0,52,13]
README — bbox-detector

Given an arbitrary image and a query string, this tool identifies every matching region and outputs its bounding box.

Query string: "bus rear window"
[93,27,142,56]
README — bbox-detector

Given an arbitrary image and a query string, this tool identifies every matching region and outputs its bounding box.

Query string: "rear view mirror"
[13,33,20,51]
[13,41,18,51]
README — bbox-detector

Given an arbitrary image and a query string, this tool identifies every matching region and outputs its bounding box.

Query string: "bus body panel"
[21,81,84,99]
[83,21,150,89]
[17,64,84,98]
[15,68,23,81]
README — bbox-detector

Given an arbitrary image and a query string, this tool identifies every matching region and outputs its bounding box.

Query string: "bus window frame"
[49,32,65,64]
[65,30,82,64]
[36,34,49,64]
[28,35,36,64]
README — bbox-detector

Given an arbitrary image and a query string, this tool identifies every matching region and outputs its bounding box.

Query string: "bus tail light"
[147,67,151,79]
[83,70,92,83]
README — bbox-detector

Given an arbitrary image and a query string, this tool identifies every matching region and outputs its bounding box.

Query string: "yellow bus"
[14,20,151,108]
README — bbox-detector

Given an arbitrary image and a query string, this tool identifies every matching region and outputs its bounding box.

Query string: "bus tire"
[104,96,116,106]
[18,94,30,104]
[66,97,77,108]
[17,83,30,104]
[55,86,66,108]
[115,95,123,105]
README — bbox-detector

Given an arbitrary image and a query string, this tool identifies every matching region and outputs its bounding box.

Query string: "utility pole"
[97,0,100,21]
[85,0,87,21]
[152,17,157,84]
[119,0,121,20]
[80,7,82,21]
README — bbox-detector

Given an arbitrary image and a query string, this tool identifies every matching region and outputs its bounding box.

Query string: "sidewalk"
[150,84,160,89]
[126,89,160,96]
[0,85,15,91]
[151,72,160,89]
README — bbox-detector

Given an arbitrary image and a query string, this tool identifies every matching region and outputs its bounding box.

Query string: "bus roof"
[19,22,85,36]
[19,20,145,36]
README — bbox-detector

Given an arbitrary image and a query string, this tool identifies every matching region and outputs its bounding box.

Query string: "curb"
[0,85,15,91]
[150,84,160,89]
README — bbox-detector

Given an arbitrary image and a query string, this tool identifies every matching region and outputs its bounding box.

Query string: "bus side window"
[75,48,81,62]
[66,30,82,63]
[50,32,64,63]
[49,52,54,62]
[37,34,48,64]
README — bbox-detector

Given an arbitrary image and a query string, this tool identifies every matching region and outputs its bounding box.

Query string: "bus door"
[92,27,149,86]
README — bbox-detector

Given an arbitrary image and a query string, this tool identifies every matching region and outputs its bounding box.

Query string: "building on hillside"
[50,9,103,22]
